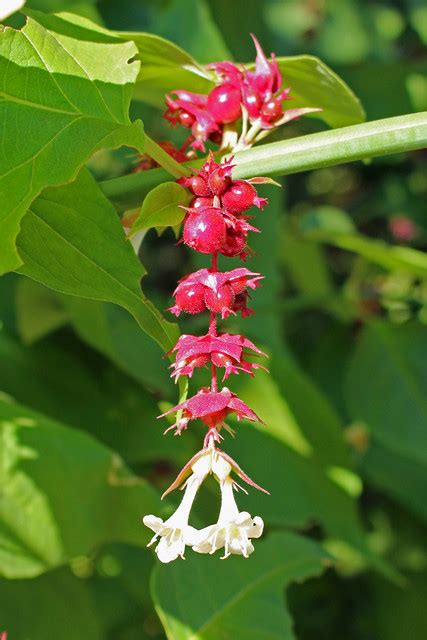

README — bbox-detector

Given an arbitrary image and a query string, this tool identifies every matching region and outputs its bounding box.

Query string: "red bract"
[164,90,221,151]
[159,387,263,435]
[169,268,263,319]
[169,333,267,381]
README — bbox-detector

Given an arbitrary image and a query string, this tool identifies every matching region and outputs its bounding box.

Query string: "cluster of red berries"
[163,34,310,153]
[178,153,268,261]
[161,154,271,446]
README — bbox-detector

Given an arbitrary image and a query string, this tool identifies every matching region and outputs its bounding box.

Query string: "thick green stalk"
[144,135,191,178]
[101,112,427,210]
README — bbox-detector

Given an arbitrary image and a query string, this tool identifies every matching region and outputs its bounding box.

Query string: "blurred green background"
[1,1,427,639]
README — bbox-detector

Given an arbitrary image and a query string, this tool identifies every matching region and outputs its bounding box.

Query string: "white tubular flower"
[143,454,211,563]
[192,476,264,559]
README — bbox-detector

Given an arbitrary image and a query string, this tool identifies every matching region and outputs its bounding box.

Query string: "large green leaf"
[0,329,193,466]
[15,278,68,344]
[152,532,328,640]
[271,56,365,127]
[345,321,427,520]
[0,394,163,579]
[122,31,213,105]
[16,168,178,353]
[0,10,145,275]
[0,567,102,639]
[64,297,174,396]
[346,321,427,466]
[360,441,427,523]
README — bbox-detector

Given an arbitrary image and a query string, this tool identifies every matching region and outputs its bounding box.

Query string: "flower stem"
[210,252,218,392]
[144,135,191,178]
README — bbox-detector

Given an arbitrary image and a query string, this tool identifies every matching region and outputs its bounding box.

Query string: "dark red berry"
[231,291,253,317]
[261,98,283,122]
[179,111,195,127]
[207,84,242,124]
[220,228,247,257]
[191,196,214,210]
[222,180,257,213]
[204,283,235,313]
[243,88,262,118]
[208,169,231,196]
[175,283,206,314]
[183,209,226,254]
[188,176,211,197]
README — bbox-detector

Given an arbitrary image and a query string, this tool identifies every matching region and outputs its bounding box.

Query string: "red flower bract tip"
[169,332,267,381]
[159,387,264,435]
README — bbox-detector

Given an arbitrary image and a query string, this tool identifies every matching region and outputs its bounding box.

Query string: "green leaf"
[0,328,191,466]
[64,297,174,396]
[0,394,162,578]
[270,55,365,127]
[129,182,190,236]
[345,321,427,522]
[300,207,427,277]
[346,321,427,467]
[101,113,427,211]
[15,278,68,344]
[360,441,427,523]
[138,0,231,64]
[152,532,329,640]
[17,168,178,353]
[120,31,213,106]
[0,567,102,640]
[0,10,144,275]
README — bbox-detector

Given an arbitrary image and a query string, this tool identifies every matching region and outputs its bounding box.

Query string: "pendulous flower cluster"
[143,153,272,563]
[143,35,310,563]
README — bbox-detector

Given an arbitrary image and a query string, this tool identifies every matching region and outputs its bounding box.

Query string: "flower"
[159,386,263,436]
[169,332,267,381]
[193,476,264,559]
[144,441,268,563]
[169,267,263,318]
[143,454,211,563]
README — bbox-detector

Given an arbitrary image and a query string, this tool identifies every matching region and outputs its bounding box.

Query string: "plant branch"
[144,135,191,178]
[101,112,427,210]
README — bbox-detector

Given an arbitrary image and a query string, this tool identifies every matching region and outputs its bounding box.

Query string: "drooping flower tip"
[143,446,266,562]
[159,386,264,437]
[193,477,264,559]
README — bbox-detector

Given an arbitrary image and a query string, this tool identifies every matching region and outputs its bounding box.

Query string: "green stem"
[101,112,427,210]
[144,135,191,178]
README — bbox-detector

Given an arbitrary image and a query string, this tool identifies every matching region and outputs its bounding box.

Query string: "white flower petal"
[143,515,164,534]
[156,532,185,563]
